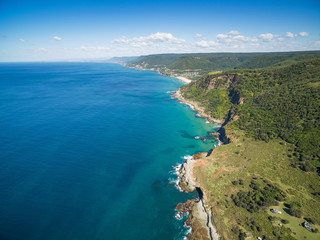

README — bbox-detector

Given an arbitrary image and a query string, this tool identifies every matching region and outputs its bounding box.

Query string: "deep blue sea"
[0,62,219,240]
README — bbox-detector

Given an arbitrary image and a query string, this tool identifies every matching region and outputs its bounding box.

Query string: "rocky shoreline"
[175,155,220,240]
[125,64,223,239]
[172,89,224,125]
[172,90,221,240]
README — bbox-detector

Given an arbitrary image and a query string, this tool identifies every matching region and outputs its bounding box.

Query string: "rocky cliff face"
[200,74,236,91]
[176,153,221,240]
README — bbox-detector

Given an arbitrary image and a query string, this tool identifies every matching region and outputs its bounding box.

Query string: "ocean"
[0,62,219,240]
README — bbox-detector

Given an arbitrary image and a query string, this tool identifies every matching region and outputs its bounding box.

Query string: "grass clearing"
[193,136,320,239]
[267,203,320,240]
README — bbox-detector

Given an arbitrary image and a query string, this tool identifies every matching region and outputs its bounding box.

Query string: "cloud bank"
[53,36,62,41]
[113,32,185,48]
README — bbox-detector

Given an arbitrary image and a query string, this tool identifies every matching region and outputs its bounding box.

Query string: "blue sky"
[0,0,319,61]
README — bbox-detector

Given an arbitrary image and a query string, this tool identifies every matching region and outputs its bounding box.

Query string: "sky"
[0,0,320,61]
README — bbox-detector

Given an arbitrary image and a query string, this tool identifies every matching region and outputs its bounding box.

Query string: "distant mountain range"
[123,51,320,79]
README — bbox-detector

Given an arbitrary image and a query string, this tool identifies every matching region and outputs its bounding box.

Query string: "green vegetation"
[179,57,320,239]
[231,178,286,213]
[286,202,303,218]
[127,51,320,78]
[192,139,320,240]
[128,53,186,67]
[267,203,320,240]
[181,59,320,171]
[181,74,234,119]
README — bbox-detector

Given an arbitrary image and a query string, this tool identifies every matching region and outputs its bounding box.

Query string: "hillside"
[179,59,320,239]
[127,51,320,79]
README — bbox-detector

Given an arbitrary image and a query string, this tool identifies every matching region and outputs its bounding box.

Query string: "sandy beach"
[176,76,192,84]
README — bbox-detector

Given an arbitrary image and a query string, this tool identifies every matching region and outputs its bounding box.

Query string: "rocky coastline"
[175,154,220,240]
[172,89,224,125]
[126,64,224,239]
[172,90,223,240]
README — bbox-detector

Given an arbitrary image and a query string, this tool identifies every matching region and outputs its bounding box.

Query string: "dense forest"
[127,51,320,75]
[181,59,320,172]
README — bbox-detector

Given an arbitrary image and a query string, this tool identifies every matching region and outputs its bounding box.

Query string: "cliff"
[176,59,320,240]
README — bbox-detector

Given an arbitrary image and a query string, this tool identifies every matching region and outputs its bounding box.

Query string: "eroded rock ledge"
[172,89,224,125]
[172,89,225,240]
[176,155,220,240]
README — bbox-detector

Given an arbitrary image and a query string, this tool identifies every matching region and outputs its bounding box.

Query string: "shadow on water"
[153,180,162,185]
[183,145,195,149]
[151,179,177,196]
[158,147,175,154]
[152,179,173,188]
[178,130,194,139]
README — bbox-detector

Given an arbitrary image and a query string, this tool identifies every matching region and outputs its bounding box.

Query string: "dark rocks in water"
[183,144,196,149]
[209,132,220,137]
[175,199,196,213]
[176,203,186,212]
[178,130,194,139]
[152,180,161,185]
[179,181,192,192]
[181,199,212,240]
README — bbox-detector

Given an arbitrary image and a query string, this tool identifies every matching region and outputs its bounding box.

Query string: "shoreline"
[123,63,193,84]
[175,76,192,84]
[176,154,220,240]
[124,63,221,239]
[172,89,224,125]
[172,90,222,240]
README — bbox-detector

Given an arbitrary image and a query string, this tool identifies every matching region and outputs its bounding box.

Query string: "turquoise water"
[0,62,219,240]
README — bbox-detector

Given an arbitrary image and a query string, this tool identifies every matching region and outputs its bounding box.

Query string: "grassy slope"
[194,137,320,239]
[181,59,320,164]
[181,59,320,239]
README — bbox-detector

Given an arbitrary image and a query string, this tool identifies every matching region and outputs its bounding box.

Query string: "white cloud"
[38,48,49,52]
[80,46,109,51]
[113,32,185,48]
[285,31,309,38]
[228,30,241,35]
[216,31,258,43]
[19,38,25,42]
[233,35,246,41]
[108,30,317,57]
[250,43,260,47]
[53,36,62,41]
[216,33,230,42]
[195,40,218,48]
[285,32,295,38]
[259,33,275,42]
[233,35,258,42]
[298,32,309,37]
[192,30,310,51]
